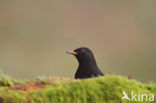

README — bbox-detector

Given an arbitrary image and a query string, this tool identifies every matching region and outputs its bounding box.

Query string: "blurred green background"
[0,0,156,82]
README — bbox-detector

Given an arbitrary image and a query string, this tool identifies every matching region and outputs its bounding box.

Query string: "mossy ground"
[0,74,155,103]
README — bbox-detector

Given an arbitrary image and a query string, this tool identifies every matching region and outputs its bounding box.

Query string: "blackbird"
[66,47,104,79]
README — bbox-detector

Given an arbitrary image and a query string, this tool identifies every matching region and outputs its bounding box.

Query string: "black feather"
[67,47,104,79]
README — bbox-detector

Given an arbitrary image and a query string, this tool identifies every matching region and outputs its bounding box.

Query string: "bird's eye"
[80,50,85,54]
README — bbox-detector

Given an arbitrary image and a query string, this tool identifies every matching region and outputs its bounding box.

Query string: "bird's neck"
[78,59,98,68]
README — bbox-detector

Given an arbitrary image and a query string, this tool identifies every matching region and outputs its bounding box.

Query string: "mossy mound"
[0,75,155,103]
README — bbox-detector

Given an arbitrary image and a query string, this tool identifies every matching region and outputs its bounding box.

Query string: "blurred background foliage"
[0,0,156,82]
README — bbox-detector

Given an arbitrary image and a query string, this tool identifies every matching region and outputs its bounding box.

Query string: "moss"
[145,83,156,95]
[0,73,14,87]
[0,75,155,103]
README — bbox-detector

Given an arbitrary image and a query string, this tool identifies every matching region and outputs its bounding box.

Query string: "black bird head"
[66,47,95,64]
[66,47,104,79]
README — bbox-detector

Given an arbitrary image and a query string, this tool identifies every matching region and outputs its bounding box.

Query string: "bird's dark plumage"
[66,47,104,79]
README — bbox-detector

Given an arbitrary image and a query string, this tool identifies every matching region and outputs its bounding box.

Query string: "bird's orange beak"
[66,50,78,55]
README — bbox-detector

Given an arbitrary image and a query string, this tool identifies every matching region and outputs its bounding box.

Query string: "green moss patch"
[0,75,155,103]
